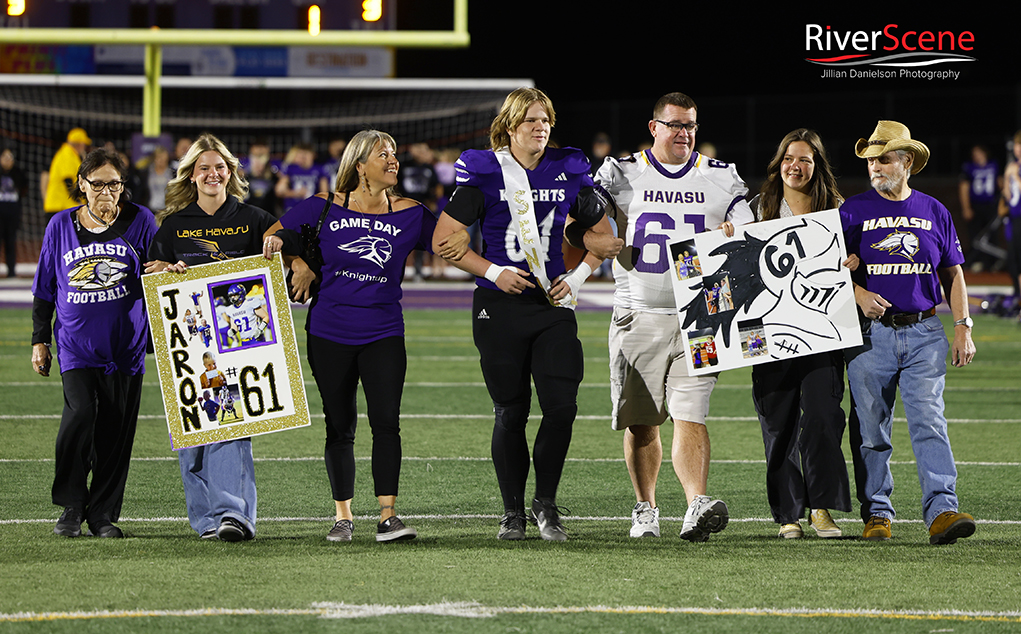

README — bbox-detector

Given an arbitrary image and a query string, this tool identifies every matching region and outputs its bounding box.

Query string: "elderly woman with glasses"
[32,148,158,539]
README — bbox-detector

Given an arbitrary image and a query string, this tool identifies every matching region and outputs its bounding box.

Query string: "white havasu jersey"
[596,150,754,313]
[222,295,266,341]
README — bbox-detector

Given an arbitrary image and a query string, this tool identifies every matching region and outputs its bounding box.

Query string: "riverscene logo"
[805,23,976,80]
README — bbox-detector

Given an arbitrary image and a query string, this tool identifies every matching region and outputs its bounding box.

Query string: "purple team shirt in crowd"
[279,195,436,345]
[841,188,964,314]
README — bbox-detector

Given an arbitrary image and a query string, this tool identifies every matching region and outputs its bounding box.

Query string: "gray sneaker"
[630,501,660,538]
[327,519,354,542]
[531,498,568,542]
[376,516,417,542]
[497,511,527,540]
[679,495,728,542]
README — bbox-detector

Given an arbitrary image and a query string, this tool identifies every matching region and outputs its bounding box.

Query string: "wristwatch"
[953,317,974,328]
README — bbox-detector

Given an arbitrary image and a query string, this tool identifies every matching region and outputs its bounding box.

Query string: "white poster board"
[143,255,311,449]
[669,209,863,375]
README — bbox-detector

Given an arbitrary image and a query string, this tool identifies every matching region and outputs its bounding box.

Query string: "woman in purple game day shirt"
[262,130,467,544]
[32,148,158,539]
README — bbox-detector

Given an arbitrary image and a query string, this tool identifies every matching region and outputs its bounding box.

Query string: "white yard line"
[2,602,1019,623]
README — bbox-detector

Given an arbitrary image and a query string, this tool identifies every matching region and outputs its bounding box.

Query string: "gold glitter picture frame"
[142,255,311,449]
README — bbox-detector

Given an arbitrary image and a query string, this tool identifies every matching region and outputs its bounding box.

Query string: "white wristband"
[561,261,593,296]
[484,263,503,283]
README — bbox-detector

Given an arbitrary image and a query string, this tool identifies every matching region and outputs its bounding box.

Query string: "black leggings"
[472,287,584,512]
[307,334,407,501]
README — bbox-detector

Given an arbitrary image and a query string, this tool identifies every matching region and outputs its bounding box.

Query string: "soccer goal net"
[0,76,524,267]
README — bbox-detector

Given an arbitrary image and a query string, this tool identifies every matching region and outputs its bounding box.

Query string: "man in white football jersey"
[219,283,270,347]
[595,92,754,541]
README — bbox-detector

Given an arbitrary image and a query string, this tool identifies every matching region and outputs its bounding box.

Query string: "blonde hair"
[334,129,398,196]
[158,133,248,224]
[489,87,556,151]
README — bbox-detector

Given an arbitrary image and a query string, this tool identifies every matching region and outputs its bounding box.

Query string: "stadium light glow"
[307,5,321,36]
[7,0,26,17]
[362,0,382,22]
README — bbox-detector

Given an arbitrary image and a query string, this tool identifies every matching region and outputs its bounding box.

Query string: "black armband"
[569,186,614,229]
[443,186,485,226]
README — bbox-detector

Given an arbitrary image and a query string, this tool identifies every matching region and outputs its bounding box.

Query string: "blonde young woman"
[263,130,468,543]
[750,128,851,539]
[144,133,277,541]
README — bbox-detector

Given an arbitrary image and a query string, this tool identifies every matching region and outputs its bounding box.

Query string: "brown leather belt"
[879,307,936,327]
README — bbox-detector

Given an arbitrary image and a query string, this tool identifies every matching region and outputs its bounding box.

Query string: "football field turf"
[1,305,1019,633]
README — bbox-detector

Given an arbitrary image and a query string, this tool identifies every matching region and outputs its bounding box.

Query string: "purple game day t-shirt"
[279,195,436,345]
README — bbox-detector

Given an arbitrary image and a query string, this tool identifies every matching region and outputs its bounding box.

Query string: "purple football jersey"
[453,147,593,295]
[279,195,436,345]
[282,163,325,213]
[961,161,999,204]
[841,189,964,314]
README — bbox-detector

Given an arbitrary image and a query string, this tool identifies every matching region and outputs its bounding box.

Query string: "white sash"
[495,149,575,309]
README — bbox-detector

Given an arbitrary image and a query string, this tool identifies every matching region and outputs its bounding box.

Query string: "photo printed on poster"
[143,255,311,449]
[669,209,862,375]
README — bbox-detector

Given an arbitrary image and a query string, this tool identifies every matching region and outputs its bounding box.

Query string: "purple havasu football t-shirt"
[280,195,436,345]
[33,203,158,375]
[452,147,593,296]
[841,188,964,314]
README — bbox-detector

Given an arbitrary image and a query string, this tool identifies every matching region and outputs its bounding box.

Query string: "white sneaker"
[630,501,660,538]
[679,495,729,542]
[809,509,842,538]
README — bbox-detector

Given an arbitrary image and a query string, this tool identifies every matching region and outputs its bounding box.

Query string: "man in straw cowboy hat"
[840,120,977,545]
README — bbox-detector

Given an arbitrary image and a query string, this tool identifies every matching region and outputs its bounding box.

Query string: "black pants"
[472,287,583,512]
[751,351,851,524]
[307,333,406,501]
[0,207,19,276]
[52,368,143,524]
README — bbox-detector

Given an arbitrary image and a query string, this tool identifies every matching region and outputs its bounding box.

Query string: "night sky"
[394,3,1016,178]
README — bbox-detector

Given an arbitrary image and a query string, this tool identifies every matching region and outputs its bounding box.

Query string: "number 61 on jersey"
[143,255,311,449]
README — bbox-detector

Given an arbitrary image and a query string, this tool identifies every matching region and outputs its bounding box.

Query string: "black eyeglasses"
[654,120,699,133]
[83,178,125,193]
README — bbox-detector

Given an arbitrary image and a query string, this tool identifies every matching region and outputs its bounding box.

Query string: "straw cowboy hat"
[854,120,929,174]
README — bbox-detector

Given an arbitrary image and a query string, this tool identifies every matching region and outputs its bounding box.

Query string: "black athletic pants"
[307,333,406,501]
[472,287,583,513]
[52,368,143,524]
[751,351,851,524]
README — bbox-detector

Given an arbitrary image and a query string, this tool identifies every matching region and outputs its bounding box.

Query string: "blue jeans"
[845,316,959,528]
[178,438,257,537]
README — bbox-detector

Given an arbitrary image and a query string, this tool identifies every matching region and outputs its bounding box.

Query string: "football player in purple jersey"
[263,130,469,544]
[841,121,976,545]
[431,87,621,541]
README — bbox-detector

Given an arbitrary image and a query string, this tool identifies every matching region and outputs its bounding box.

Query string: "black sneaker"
[327,519,354,542]
[54,507,83,537]
[87,521,124,538]
[200,529,218,540]
[531,498,568,542]
[376,516,417,542]
[497,511,527,540]
[216,517,249,542]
